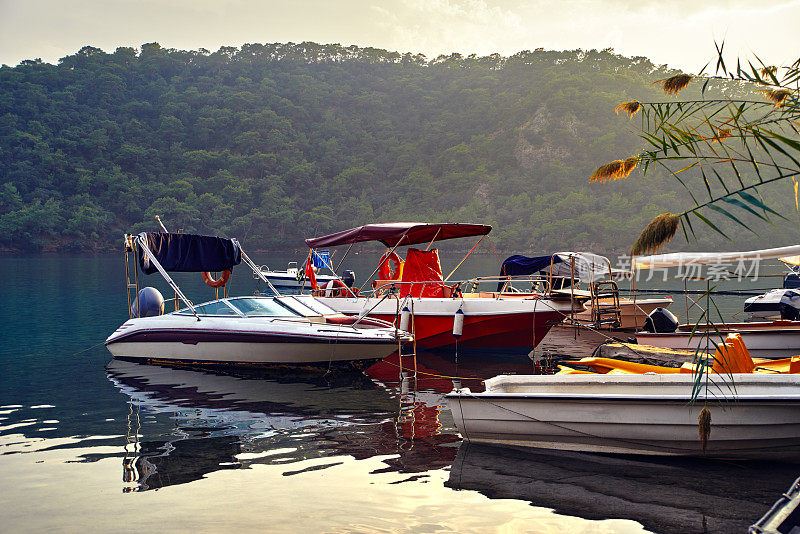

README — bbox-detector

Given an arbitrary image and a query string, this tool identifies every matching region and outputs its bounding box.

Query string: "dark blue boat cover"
[496,254,562,291]
[138,233,242,274]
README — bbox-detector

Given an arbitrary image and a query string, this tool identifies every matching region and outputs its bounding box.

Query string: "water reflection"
[107,360,461,492]
[447,442,798,534]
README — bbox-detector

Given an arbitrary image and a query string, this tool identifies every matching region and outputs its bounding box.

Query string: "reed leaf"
[710,168,731,194]
[693,211,730,239]
[707,203,756,234]
[737,190,786,219]
[714,40,726,75]
[719,196,768,222]
[795,177,799,214]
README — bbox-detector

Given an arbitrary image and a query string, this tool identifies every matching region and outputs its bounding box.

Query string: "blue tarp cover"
[138,232,242,275]
[497,254,562,291]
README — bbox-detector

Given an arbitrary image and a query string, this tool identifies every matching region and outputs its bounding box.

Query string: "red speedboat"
[306,223,576,354]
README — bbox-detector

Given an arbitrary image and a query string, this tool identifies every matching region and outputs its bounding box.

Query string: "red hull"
[371,310,563,352]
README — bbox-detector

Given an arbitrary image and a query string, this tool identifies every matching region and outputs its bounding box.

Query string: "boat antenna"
[155,215,168,232]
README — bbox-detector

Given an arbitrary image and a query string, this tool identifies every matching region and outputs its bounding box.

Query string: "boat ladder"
[589,280,622,329]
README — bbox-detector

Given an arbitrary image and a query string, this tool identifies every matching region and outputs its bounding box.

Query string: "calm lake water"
[1,252,797,533]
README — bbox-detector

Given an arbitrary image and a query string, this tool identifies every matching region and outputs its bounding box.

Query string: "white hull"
[447,374,800,460]
[106,339,397,365]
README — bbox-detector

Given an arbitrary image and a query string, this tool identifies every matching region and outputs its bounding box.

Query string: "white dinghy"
[447,373,800,460]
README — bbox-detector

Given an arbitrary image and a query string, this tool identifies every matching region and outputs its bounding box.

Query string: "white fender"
[453,307,465,338]
[399,306,411,332]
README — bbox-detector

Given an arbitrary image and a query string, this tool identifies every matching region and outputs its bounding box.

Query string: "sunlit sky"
[1,0,798,72]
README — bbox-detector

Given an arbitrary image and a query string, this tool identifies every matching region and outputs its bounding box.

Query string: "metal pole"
[570,255,576,340]
[235,242,282,297]
[135,234,199,320]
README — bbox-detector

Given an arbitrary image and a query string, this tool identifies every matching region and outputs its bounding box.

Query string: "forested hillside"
[1,42,795,254]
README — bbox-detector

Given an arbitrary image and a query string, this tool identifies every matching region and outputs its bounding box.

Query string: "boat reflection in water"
[447,442,799,534]
[107,359,460,492]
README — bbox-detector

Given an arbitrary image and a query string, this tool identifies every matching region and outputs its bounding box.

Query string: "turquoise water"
[0,253,796,533]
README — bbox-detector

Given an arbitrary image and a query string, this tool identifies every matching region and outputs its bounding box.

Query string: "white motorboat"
[744,288,800,321]
[106,232,410,369]
[257,257,345,295]
[447,373,800,460]
[629,244,800,359]
[107,295,408,369]
[742,259,800,321]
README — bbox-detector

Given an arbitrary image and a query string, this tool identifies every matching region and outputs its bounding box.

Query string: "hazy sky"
[1,0,798,72]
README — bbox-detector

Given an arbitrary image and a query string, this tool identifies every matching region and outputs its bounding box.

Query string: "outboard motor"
[342,270,356,288]
[130,287,165,318]
[643,307,679,333]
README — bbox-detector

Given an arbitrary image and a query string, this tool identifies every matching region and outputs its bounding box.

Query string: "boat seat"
[712,333,755,374]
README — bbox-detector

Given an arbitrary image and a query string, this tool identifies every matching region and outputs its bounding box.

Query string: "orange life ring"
[202,270,231,288]
[378,251,403,280]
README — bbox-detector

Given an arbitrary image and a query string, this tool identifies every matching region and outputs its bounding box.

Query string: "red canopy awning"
[305,223,492,248]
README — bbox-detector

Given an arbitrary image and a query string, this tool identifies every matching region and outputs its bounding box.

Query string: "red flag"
[305,254,317,290]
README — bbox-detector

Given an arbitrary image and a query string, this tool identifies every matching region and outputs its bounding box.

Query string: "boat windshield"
[287,295,338,315]
[176,300,239,316]
[226,297,302,317]
[275,296,324,317]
